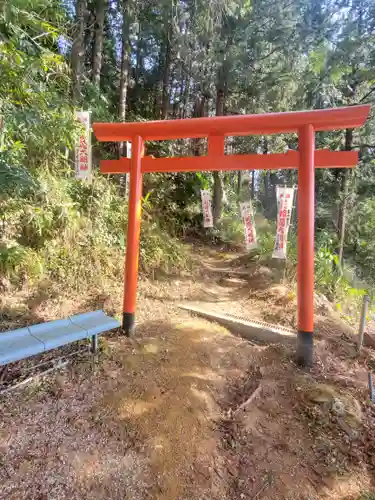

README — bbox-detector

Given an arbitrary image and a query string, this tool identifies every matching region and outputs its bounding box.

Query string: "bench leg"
[91,335,98,373]
[91,334,98,355]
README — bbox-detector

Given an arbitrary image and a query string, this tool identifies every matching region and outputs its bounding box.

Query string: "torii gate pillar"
[297,124,315,365]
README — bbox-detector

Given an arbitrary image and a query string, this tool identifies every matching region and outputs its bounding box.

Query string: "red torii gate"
[93,105,370,366]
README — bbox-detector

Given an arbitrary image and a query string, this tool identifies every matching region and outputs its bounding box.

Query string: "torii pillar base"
[122,312,135,336]
[296,330,313,367]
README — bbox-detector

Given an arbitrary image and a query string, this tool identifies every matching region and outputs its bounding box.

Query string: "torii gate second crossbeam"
[93,104,370,367]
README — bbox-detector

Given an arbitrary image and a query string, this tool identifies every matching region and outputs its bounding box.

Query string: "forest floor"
[1,243,375,499]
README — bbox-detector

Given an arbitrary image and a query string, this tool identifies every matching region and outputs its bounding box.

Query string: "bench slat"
[29,319,89,351]
[70,310,120,336]
[0,328,45,366]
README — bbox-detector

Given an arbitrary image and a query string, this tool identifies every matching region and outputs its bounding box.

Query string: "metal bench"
[0,310,120,366]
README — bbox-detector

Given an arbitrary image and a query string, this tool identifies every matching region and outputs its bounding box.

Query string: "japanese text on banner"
[240,201,258,250]
[75,111,92,181]
[200,190,213,228]
[272,186,295,259]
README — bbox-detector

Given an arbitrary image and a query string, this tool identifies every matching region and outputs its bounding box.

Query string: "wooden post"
[296,124,315,366]
[358,295,370,351]
[122,135,143,335]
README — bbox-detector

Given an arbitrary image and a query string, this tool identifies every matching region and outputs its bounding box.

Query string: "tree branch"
[359,87,375,103]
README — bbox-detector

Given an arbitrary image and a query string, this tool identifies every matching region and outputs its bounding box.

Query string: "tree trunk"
[135,23,143,87]
[177,74,184,118]
[191,95,207,156]
[213,171,223,226]
[337,170,349,266]
[154,43,165,118]
[212,87,225,226]
[262,137,272,215]
[118,0,130,194]
[337,128,353,266]
[131,23,142,112]
[237,171,242,195]
[264,174,269,199]
[251,170,255,198]
[182,59,191,118]
[161,23,172,119]
[71,0,86,102]
[118,0,130,157]
[92,0,106,86]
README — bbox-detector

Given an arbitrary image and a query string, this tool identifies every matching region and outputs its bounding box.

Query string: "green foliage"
[251,232,273,264]
[0,243,43,282]
[140,220,191,274]
[0,157,37,197]
[314,231,342,298]
[360,493,375,500]
[345,197,375,282]
[0,168,190,288]
[0,1,189,289]
[0,0,77,172]
[251,225,364,301]
[216,214,245,245]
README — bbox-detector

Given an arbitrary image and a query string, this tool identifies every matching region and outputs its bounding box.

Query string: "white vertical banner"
[125,141,131,194]
[75,111,92,181]
[240,201,258,250]
[201,190,213,228]
[272,186,295,259]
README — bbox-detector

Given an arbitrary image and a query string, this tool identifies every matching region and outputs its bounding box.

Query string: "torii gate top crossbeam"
[93,105,370,142]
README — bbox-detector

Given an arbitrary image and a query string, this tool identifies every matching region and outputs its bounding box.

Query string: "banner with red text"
[272,186,295,259]
[240,200,258,250]
[75,111,92,181]
[201,190,213,228]
[125,141,131,195]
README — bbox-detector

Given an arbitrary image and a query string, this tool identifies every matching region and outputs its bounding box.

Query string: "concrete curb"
[178,303,296,345]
